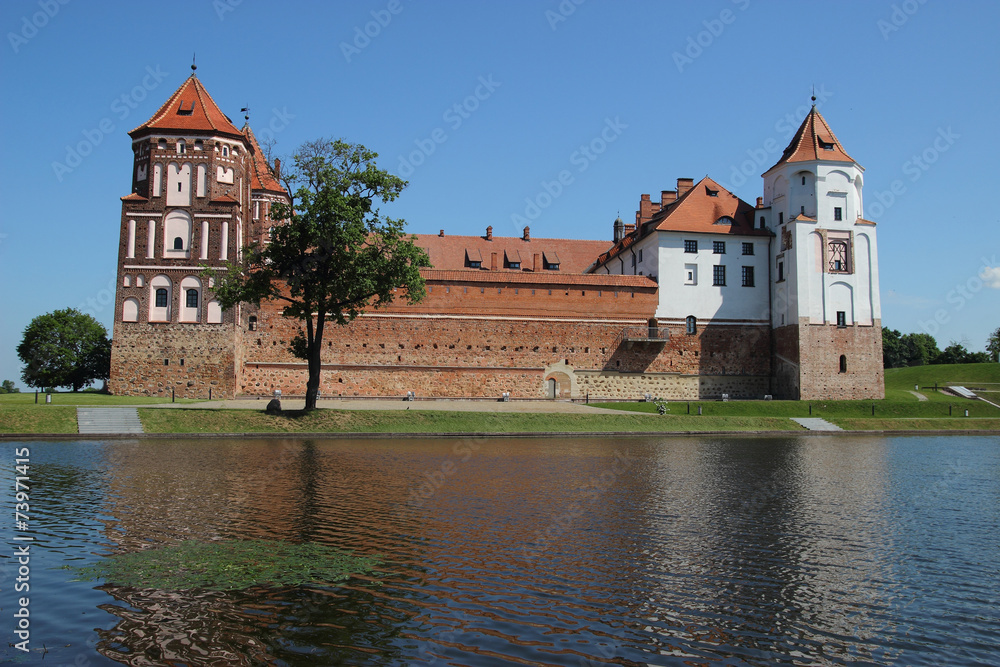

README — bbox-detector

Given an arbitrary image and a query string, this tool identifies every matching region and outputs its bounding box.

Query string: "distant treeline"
[882,326,999,369]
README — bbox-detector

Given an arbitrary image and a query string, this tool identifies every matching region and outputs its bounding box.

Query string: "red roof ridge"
[243,124,287,194]
[120,193,148,201]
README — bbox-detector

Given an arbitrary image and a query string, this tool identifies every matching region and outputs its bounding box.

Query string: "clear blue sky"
[1,0,997,389]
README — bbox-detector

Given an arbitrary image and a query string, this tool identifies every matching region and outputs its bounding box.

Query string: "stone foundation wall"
[109,321,237,398]
[574,371,770,400]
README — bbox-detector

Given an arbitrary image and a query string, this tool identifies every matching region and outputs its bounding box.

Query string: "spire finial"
[811,84,816,105]
[241,105,250,122]
[191,53,197,74]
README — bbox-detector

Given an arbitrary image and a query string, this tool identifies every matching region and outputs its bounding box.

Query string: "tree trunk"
[304,313,325,411]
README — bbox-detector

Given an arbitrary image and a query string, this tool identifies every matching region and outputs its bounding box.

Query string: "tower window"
[800,205,805,215]
[713,265,726,286]
[802,176,806,185]
[837,311,847,328]
[194,140,203,151]
[684,240,698,253]
[839,355,847,373]
[176,139,186,154]
[779,212,784,225]
[186,289,199,308]
[157,139,167,150]
[222,146,229,157]
[155,288,168,308]
[828,240,850,273]
[686,316,696,335]
[759,216,765,229]
[834,207,843,221]
[173,236,183,250]
[248,316,258,331]
[777,261,784,282]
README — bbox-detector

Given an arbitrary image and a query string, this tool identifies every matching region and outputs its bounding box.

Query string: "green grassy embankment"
[136,408,800,434]
[0,392,197,434]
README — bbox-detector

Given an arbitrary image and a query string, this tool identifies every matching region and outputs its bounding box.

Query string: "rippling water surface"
[1,435,998,665]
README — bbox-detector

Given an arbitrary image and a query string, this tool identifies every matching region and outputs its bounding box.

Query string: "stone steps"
[77,407,144,434]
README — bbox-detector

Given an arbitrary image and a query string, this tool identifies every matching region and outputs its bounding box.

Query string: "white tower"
[762,103,883,400]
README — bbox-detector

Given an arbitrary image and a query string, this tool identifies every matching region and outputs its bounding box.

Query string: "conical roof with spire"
[129,71,244,139]
[766,105,856,173]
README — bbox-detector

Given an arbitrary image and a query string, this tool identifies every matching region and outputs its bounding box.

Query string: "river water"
[1,435,998,666]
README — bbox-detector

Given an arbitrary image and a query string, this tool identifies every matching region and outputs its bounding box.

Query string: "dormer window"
[706,187,719,197]
[177,101,195,115]
[508,262,521,269]
[468,261,481,269]
[715,216,734,226]
[818,137,835,150]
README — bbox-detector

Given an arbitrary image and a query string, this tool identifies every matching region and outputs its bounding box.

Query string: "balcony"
[614,326,670,348]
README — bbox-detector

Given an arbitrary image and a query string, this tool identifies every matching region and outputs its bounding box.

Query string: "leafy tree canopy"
[213,139,430,409]
[987,326,1000,362]
[0,380,19,394]
[16,308,111,391]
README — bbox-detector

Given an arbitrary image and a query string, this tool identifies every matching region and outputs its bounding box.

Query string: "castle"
[109,71,883,401]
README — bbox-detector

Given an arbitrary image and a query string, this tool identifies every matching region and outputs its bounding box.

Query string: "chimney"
[661,190,677,206]
[677,178,694,197]
[486,225,493,241]
[523,226,530,241]
[533,253,541,272]
[490,252,498,271]
[756,196,764,208]
[638,194,653,223]
[273,158,281,181]
[439,229,445,237]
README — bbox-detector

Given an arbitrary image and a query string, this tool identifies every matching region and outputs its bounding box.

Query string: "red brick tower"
[109,66,273,398]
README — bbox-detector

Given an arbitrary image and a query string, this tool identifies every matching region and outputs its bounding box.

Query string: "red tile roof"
[243,124,286,194]
[129,74,244,139]
[210,194,240,204]
[420,268,656,289]
[767,106,855,171]
[593,177,767,269]
[412,232,613,274]
[120,193,148,201]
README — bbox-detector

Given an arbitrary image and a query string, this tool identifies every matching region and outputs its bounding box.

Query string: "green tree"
[0,380,19,394]
[213,139,429,410]
[987,326,1000,362]
[17,308,111,392]
[901,332,940,366]
[882,327,906,368]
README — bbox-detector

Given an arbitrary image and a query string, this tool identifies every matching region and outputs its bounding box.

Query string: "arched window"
[163,210,192,258]
[686,316,697,335]
[839,355,847,373]
[222,145,229,157]
[179,276,202,323]
[149,274,171,321]
[157,138,167,150]
[194,139,203,151]
[122,298,139,322]
[176,139,186,154]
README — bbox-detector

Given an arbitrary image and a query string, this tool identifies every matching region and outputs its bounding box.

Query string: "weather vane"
[191,53,197,73]
[241,105,250,121]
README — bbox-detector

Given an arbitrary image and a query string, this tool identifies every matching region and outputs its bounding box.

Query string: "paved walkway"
[77,407,144,434]
[791,417,843,432]
[909,390,928,401]
[147,398,629,415]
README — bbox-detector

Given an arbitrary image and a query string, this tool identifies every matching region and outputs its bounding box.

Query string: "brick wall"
[773,319,884,400]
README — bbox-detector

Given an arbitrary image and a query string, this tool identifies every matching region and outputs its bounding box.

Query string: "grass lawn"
[883,363,1000,402]
[137,408,802,434]
[832,418,1000,431]
[0,391,197,406]
[0,391,198,435]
